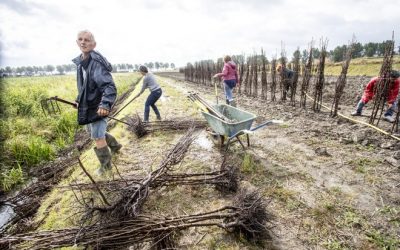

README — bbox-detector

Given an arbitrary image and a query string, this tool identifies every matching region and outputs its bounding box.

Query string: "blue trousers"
[144,88,162,121]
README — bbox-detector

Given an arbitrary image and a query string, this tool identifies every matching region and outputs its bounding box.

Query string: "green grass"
[0,73,141,191]
[325,55,400,76]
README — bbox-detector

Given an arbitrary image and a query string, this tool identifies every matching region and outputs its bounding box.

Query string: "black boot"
[94,146,112,175]
[105,133,122,154]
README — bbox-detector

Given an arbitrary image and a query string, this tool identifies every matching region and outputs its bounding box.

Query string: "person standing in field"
[72,30,122,175]
[133,65,162,122]
[276,64,295,100]
[213,55,240,107]
[351,70,400,123]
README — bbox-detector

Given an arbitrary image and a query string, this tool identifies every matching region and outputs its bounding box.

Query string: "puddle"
[0,204,15,229]
[194,132,214,151]
[160,95,170,102]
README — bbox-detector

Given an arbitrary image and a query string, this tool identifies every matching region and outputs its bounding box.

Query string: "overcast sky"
[0,0,399,68]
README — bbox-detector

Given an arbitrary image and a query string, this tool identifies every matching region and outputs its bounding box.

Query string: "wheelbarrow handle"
[250,119,284,132]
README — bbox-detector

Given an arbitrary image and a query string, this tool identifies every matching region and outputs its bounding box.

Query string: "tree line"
[308,40,399,62]
[0,62,176,77]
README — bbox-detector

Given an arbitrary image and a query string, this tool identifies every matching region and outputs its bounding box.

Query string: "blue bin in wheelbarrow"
[201,104,280,150]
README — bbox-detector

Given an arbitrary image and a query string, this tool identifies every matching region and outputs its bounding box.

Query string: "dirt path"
[155,75,400,249]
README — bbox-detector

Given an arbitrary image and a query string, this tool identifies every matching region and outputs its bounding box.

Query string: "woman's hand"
[213,74,219,78]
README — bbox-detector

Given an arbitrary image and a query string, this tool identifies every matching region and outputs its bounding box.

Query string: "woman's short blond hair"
[276,64,282,72]
[224,55,232,62]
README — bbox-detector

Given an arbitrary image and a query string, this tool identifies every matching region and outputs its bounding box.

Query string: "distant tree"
[312,48,320,59]
[351,42,363,58]
[56,65,65,74]
[134,64,139,70]
[159,62,164,69]
[331,45,346,62]
[148,62,154,69]
[26,66,34,75]
[165,62,170,69]
[46,65,55,74]
[292,50,301,63]
[301,49,309,64]
[364,42,378,57]
[155,62,160,70]
[5,66,12,74]
[377,40,392,56]
[171,63,175,69]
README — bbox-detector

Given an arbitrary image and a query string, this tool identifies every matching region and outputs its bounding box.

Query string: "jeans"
[385,99,398,117]
[144,88,162,121]
[86,118,107,139]
[224,80,236,102]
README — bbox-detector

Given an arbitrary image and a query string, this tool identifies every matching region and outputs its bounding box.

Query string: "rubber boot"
[156,115,162,121]
[105,133,122,154]
[351,100,364,116]
[94,146,112,175]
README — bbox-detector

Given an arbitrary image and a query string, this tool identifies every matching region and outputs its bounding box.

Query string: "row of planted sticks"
[0,126,271,249]
[183,38,398,127]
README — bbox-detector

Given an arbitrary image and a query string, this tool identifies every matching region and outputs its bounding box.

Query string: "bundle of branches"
[79,128,198,221]
[61,162,239,194]
[126,114,208,138]
[0,189,271,249]
[261,49,268,100]
[290,47,301,106]
[252,54,258,97]
[300,42,314,108]
[270,58,277,101]
[331,37,355,117]
[279,45,288,101]
[369,35,395,125]
[0,155,79,235]
[312,38,328,112]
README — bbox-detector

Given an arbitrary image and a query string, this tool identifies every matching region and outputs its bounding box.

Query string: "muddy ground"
[139,73,399,249]
[3,72,399,249]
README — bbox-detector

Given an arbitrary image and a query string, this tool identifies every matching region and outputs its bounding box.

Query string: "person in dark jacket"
[72,30,122,174]
[133,65,162,122]
[213,55,240,106]
[276,64,294,99]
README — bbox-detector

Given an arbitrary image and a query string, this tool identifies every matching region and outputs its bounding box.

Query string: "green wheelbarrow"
[201,104,282,151]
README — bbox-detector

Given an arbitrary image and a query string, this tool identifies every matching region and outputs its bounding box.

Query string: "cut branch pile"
[370,35,395,125]
[79,128,198,221]
[61,163,239,194]
[126,114,208,138]
[331,37,355,117]
[0,189,271,249]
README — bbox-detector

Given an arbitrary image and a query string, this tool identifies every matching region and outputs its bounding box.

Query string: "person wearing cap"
[72,30,122,175]
[351,70,400,123]
[276,64,294,99]
[213,55,240,106]
[133,65,162,122]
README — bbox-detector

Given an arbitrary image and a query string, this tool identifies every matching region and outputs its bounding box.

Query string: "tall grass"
[0,73,141,191]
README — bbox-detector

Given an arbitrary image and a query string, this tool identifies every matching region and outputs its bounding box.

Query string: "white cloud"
[0,0,399,68]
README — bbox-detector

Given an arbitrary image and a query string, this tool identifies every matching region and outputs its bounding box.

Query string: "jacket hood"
[72,50,113,72]
[226,61,236,70]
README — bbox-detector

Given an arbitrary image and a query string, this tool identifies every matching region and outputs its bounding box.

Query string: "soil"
[3,72,399,249]
[145,73,400,249]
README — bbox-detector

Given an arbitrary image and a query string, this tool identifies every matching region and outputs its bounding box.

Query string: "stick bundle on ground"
[0,189,271,249]
[126,114,208,138]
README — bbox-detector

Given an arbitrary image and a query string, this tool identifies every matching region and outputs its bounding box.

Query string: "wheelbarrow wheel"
[207,130,225,148]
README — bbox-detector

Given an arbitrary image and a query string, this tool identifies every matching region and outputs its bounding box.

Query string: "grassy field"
[0,73,141,191]
[324,55,400,76]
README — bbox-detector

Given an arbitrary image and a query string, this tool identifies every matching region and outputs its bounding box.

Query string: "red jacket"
[362,77,400,104]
